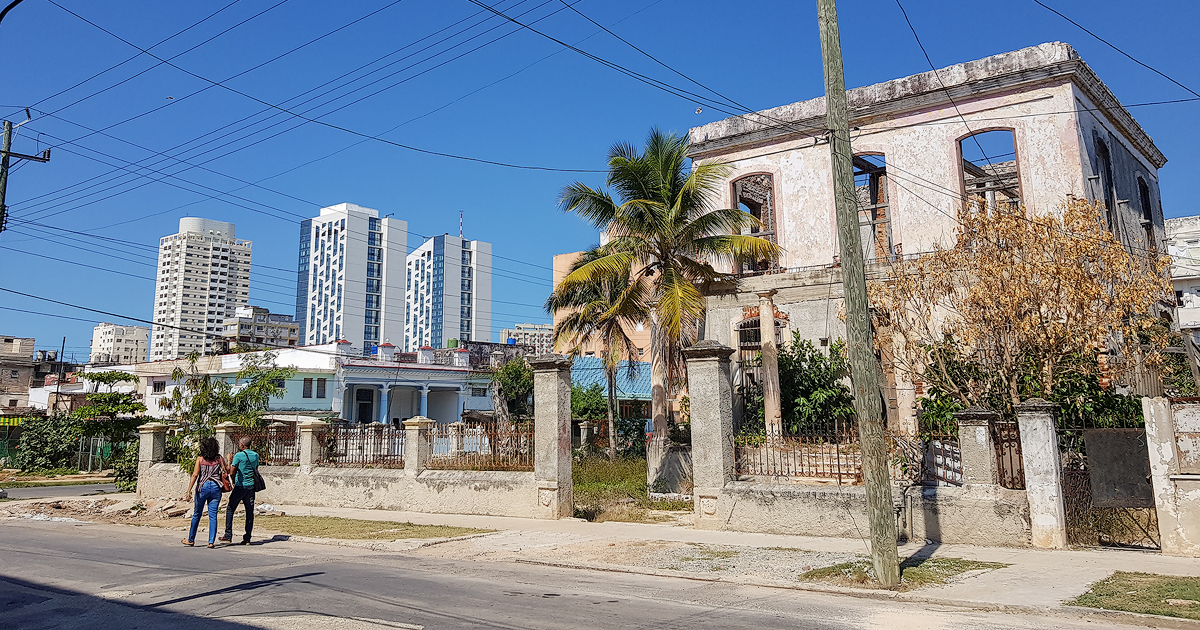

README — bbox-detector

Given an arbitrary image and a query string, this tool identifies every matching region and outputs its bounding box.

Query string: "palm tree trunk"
[649,307,668,488]
[605,365,618,459]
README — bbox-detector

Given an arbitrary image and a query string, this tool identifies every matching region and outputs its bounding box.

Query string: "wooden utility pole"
[0,110,52,235]
[816,0,901,588]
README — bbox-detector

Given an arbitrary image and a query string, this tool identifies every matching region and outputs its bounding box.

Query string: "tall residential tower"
[296,203,407,355]
[151,218,251,360]
[404,235,491,350]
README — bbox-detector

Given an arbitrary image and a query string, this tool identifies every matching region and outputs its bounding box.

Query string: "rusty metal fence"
[734,429,863,483]
[427,422,534,471]
[227,424,301,466]
[315,424,405,469]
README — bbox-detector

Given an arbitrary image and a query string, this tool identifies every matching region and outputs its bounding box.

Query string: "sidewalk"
[273,502,1200,618]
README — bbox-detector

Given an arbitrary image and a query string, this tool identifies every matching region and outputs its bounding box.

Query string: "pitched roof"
[570,356,652,401]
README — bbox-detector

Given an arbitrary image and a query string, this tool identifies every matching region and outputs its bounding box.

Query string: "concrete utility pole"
[816,0,901,587]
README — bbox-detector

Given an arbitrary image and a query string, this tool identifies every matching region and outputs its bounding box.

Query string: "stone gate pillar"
[403,416,434,475]
[683,340,736,529]
[1016,398,1068,548]
[531,355,573,519]
[954,406,999,486]
[298,420,328,466]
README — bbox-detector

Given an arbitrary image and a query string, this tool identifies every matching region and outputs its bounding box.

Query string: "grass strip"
[1070,571,1200,620]
[799,556,1009,592]
[255,514,488,540]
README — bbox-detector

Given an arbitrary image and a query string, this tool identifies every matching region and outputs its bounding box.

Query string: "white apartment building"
[500,323,553,354]
[404,235,492,350]
[90,322,149,365]
[297,203,407,356]
[151,218,251,360]
[1166,216,1200,328]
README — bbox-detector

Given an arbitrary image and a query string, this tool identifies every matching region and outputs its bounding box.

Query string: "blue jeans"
[188,480,222,545]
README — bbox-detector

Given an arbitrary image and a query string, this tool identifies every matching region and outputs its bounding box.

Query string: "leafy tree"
[15,413,79,472]
[557,128,778,442]
[158,351,297,471]
[571,382,607,422]
[490,357,534,418]
[74,371,146,443]
[548,246,647,458]
[869,199,1172,413]
[742,333,857,437]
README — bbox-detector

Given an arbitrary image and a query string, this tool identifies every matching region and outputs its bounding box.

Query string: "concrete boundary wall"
[684,340,1033,546]
[136,356,576,520]
[139,463,541,518]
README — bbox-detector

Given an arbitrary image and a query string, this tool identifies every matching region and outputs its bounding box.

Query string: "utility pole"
[816,0,901,588]
[0,110,52,235]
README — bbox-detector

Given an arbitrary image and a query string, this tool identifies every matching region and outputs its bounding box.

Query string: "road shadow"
[0,573,310,630]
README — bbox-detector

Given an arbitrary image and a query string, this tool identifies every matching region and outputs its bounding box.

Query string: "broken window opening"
[1138,177,1156,255]
[959,130,1021,215]
[733,174,776,273]
[1095,139,1118,231]
[853,154,894,262]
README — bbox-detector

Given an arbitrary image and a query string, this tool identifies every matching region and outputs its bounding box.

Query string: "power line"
[45,0,604,174]
[1032,0,1200,100]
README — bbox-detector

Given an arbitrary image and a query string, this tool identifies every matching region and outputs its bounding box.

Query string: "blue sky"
[0,0,1197,360]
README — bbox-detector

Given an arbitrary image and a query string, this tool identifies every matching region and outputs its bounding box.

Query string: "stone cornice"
[688,42,1165,169]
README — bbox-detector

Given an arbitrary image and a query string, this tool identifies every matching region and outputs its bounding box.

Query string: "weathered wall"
[139,463,542,518]
[1145,398,1200,557]
[701,481,1030,546]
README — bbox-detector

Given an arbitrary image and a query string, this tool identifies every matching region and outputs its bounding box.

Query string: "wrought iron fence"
[734,427,862,483]
[227,425,302,466]
[991,419,1025,489]
[924,435,962,486]
[427,422,534,471]
[316,424,405,468]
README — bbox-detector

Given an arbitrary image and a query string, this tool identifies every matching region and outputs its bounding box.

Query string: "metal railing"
[315,425,405,468]
[227,425,301,466]
[734,431,862,482]
[427,422,533,471]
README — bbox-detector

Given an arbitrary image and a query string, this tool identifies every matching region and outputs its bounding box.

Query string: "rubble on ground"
[0,498,285,526]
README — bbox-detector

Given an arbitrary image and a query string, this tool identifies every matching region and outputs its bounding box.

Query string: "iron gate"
[1058,420,1159,549]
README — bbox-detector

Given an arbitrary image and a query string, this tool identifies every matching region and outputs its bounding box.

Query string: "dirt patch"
[798,556,1009,591]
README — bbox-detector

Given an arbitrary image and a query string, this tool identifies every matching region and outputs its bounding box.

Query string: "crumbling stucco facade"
[689,42,1168,431]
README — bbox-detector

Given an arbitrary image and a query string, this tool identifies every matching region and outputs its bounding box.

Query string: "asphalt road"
[0,518,1144,630]
[2,483,118,499]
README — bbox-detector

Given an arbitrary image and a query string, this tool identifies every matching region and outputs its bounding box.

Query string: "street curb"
[513,558,1200,629]
[275,531,499,553]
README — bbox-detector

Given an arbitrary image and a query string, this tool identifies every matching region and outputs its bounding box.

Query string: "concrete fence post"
[1144,397,1200,557]
[682,340,736,527]
[136,422,167,498]
[954,406,999,486]
[214,421,239,458]
[530,355,573,519]
[449,421,466,457]
[403,416,434,475]
[579,421,591,450]
[299,420,328,466]
[1016,398,1068,548]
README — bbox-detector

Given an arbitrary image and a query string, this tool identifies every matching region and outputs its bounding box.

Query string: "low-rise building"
[500,323,554,355]
[1166,216,1200,328]
[0,336,35,414]
[90,322,149,365]
[220,305,300,351]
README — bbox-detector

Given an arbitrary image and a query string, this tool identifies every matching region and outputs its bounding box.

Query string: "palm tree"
[546,247,649,458]
[557,128,779,445]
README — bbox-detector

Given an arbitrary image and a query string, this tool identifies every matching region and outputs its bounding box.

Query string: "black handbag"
[252,468,267,492]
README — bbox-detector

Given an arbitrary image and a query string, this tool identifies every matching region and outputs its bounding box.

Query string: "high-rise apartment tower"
[296,203,407,355]
[404,235,491,350]
[151,218,251,360]
[90,322,149,365]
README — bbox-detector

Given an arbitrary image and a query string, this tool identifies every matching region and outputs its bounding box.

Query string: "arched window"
[732,174,776,272]
[959,130,1021,212]
[853,154,893,261]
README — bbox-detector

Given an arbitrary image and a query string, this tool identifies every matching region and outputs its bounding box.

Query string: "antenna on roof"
[459,210,463,239]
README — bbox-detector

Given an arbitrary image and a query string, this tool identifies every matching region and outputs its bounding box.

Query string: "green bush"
[15,414,81,472]
[112,443,138,492]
